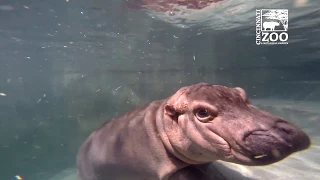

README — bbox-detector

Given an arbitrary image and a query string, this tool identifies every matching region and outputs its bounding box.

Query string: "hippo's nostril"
[276,121,293,134]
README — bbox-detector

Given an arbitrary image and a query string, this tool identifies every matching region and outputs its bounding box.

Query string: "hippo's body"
[77,83,310,180]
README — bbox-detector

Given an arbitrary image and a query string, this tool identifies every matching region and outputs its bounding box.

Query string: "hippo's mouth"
[230,142,287,165]
[228,128,309,166]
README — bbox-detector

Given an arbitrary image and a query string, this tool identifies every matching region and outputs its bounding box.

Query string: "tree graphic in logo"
[262,9,288,31]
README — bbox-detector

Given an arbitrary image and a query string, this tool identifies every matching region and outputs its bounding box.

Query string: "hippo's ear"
[234,87,247,101]
[164,104,177,116]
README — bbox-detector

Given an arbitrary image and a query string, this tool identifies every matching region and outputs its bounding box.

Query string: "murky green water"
[0,0,319,179]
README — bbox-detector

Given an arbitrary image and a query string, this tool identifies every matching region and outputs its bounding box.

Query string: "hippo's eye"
[194,106,218,122]
[195,109,214,123]
[196,109,209,118]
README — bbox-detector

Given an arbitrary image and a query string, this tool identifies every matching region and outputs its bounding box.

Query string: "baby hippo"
[77,82,311,180]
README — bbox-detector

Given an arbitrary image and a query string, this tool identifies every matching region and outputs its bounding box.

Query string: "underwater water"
[0,0,319,179]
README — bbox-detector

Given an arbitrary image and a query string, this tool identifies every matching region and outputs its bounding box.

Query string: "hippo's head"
[159,83,311,166]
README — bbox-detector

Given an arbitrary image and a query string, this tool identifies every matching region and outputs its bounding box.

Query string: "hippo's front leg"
[169,166,210,180]
[169,164,227,180]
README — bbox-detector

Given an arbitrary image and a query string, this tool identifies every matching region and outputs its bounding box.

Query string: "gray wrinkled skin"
[77,82,311,180]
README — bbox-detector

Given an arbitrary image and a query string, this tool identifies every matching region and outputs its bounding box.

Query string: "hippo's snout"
[240,120,311,165]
